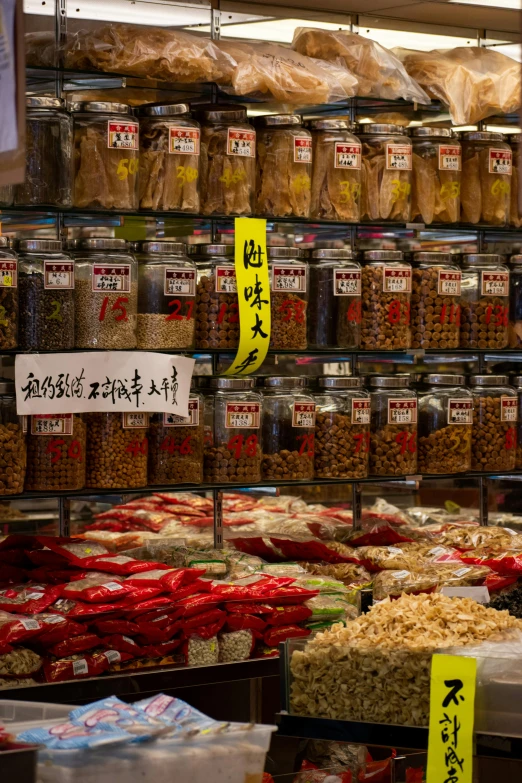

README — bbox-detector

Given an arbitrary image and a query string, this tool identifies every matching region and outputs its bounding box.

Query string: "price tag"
[481,272,509,297]
[72,659,89,676]
[272,265,307,292]
[92,265,131,293]
[385,144,412,170]
[122,412,149,429]
[388,399,417,424]
[169,127,200,155]
[383,267,412,293]
[104,650,121,664]
[334,269,361,296]
[215,266,237,293]
[227,128,256,157]
[448,400,473,425]
[225,402,260,428]
[440,586,490,604]
[334,143,361,170]
[351,399,370,424]
[107,121,139,150]
[489,149,512,175]
[44,261,74,290]
[163,399,199,427]
[438,145,461,171]
[501,396,518,422]
[438,271,461,296]
[0,259,16,287]
[294,137,312,163]
[292,403,316,427]
[164,268,196,296]
[426,654,476,783]
[31,414,73,435]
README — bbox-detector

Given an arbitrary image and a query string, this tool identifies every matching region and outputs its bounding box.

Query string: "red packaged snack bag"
[125,569,178,588]
[153,492,212,511]
[43,652,109,683]
[34,617,86,648]
[225,602,274,615]
[263,624,311,647]
[140,638,181,658]
[38,537,110,566]
[182,609,225,631]
[0,549,29,566]
[229,536,285,562]
[174,593,220,618]
[118,587,164,607]
[49,597,122,619]
[85,555,171,576]
[0,611,43,646]
[135,620,181,644]
[346,524,415,548]
[263,587,319,605]
[0,534,41,551]
[0,584,62,614]
[135,609,181,627]
[269,537,357,565]
[91,619,140,636]
[63,574,132,604]
[210,584,256,601]
[168,581,211,602]
[161,569,205,591]
[100,634,143,656]
[27,549,69,567]
[0,565,26,586]
[125,596,173,619]
[48,633,102,658]
[182,618,225,640]
[265,605,313,626]
[226,614,267,633]
[29,567,89,585]
[485,573,518,592]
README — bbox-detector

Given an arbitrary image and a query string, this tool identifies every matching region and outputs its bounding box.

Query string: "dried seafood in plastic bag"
[256,123,311,218]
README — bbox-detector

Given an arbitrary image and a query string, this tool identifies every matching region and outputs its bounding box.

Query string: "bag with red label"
[225,602,274,615]
[125,596,174,619]
[49,597,123,619]
[38,537,110,566]
[174,593,220,618]
[0,584,63,614]
[263,624,311,647]
[85,555,171,576]
[485,573,518,592]
[153,492,213,511]
[27,549,69,567]
[181,609,225,632]
[91,619,140,636]
[170,580,212,601]
[263,587,319,605]
[161,569,205,591]
[462,549,522,576]
[269,537,359,565]
[181,616,225,640]
[0,611,44,646]
[0,548,29,567]
[345,524,416,548]
[135,609,181,628]
[0,534,41,551]
[253,643,279,658]
[43,652,110,683]
[265,605,313,626]
[34,617,87,648]
[100,634,144,656]
[47,633,102,658]
[226,613,267,633]
[140,638,181,658]
[63,574,132,604]
[228,536,286,562]
[29,567,89,585]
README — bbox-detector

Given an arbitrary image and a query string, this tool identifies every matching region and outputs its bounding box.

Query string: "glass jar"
[411,252,461,350]
[314,377,369,479]
[509,135,521,228]
[261,377,315,481]
[410,127,461,224]
[194,244,239,350]
[358,124,412,223]
[361,250,411,350]
[369,375,417,477]
[0,185,13,207]
[255,114,311,218]
[149,390,204,485]
[308,248,361,349]
[461,131,511,226]
[74,238,138,349]
[460,254,509,349]
[196,105,255,216]
[509,255,522,348]
[469,375,517,472]
[204,378,262,484]
[85,412,149,489]
[512,376,522,470]
[137,102,200,213]
[136,241,196,350]
[26,413,86,491]
[417,374,472,474]
[269,247,308,350]
[308,119,361,221]
[0,237,18,350]
[14,97,72,208]
[72,101,139,211]
[0,380,26,496]
[18,240,75,351]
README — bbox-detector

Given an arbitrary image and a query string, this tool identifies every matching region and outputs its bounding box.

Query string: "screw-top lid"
[410,127,454,138]
[194,104,248,123]
[311,248,353,260]
[264,377,309,388]
[462,131,505,142]
[510,255,522,265]
[0,237,9,248]
[255,114,302,128]
[318,377,363,389]
[0,379,15,395]
[19,239,63,252]
[511,375,522,387]
[268,247,304,259]
[462,254,504,266]
[413,252,453,264]
[508,134,521,144]
[369,374,411,389]
[70,101,133,115]
[137,102,191,117]
[364,250,404,262]
[356,123,407,136]
[27,96,65,109]
[79,238,129,251]
[424,374,465,386]
[469,374,509,386]
[307,119,350,131]
[210,378,256,389]
[191,244,234,257]
[139,241,187,254]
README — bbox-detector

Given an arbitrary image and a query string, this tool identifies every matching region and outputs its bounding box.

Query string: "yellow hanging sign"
[426,654,476,783]
[224,217,270,375]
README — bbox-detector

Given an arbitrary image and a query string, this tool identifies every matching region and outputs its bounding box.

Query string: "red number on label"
[450,304,461,327]
[185,300,194,320]
[395,431,417,455]
[505,427,517,451]
[126,438,148,457]
[166,299,183,321]
[346,299,362,325]
[99,296,128,322]
[46,438,65,464]
[227,434,243,460]
[388,300,401,324]
[68,440,83,461]
[293,299,306,325]
[160,435,192,455]
[353,432,370,454]
[296,433,314,457]
[279,300,294,323]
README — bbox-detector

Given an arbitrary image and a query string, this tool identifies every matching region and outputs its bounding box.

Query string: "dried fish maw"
[379,166,397,220]
[412,153,436,224]
[139,150,165,209]
[360,158,370,220]
[256,131,308,217]
[327,166,360,221]
[438,170,460,223]
[180,158,200,213]
[163,153,183,210]
[74,127,113,209]
[390,171,412,222]
[479,147,509,226]
[461,154,481,224]
[367,157,383,221]
[310,135,329,219]
[511,162,521,228]
[231,156,253,215]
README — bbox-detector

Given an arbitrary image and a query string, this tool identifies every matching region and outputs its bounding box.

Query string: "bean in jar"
[314,377,369,479]
[149,394,203,485]
[461,131,512,226]
[510,135,521,228]
[0,380,26,496]
[410,127,461,224]
[0,238,18,350]
[509,255,522,348]
[369,375,417,477]
[204,378,262,484]
[269,247,308,350]
[411,252,461,349]
[308,248,361,349]
[361,250,411,350]
[193,244,239,349]
[26,414,86,491]
[358,124,412,222]
[262,377,315,481]
[460,254,509,349]
[308,119,361,221]
[469,375,517,472]
[417,374,472,474]
[512,376,522,470]
[85,412,148,489]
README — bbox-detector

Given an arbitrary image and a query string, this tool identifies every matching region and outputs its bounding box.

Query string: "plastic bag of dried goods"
[292,28,429,104]
[0,611,43,646]
[343,523,416,548]
[63,574,133,603]
[429,562,491,587]
[299,561,373,586]
[40,537,110,565]
[47,633,102,658]
[226,613,267,633]
[0,584,63,614]
[49,596,123,619]
[183,634,219,666]
[70,697,168,741]
[269,536,359,565]
[304,594,354,622]
[460,550,522,576]
[218,629,255,662]
[32,614,85,648]
[373,569,438,600]
[85,555,172,575]
[0,647,42,678]
[394,46,521,125]
[264,624,310,647]
[228,535,286,562]
[265,605,313,626]
[140,639,182,658]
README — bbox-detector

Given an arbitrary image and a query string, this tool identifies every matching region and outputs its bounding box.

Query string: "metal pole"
[479,476,489,527]
[213,488,223,548]
[352,482,362,529]
[58,496,71,537]
[55,0,67,98]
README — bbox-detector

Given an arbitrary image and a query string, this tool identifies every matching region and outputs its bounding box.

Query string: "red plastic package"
[0,534,41,551]
[171,580,212,601]
[226,614,267,633]
[405,770,423,783]
[461,550,522,576]
[0,611,43,646]
[43,652,110,682]
[161,569,205,591]
[265,605,313,626]
[225,602,274,615]
[485,573,518,592]
[0,549,29,566]
[346,524,415,548]
[91,619,140,636]
[85,555,171,576]
[34,617,87,648]
[253,643,279,658]
[125,596,174,619]
[153,492,212,511]
[100,634,143,656]
[125,569,178,588]
[136,620,181,644]
[29,567,89,585]
[0,585,62,614]
[49,597,122,619]
[140,638,181,658]
[228,536,285,562]
[294,765,352,783]
[182,618,225,640]
[38,537,110,566]
[181,609,225,631]
[210,584,253,601]
[263,587,319,605]
[174,593,221,618]
[263,624,311,647]
[134,609,181,627]
[0,565,26,586]
[269,537,357,565]
[63,574,132,603]
[26,549,69,567]
[48,633,101,658]
[118,587,164,607]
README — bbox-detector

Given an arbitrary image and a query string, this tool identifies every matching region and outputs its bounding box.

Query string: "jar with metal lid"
[85,412,149,489]
[0,185,13,207]
[0,380,26,495]
[18,239,75,351]
[203,378,262,484]
[74,238,138,349]
[314,377,369,479]
[509,255,522,348]
[411,252,461,350]
[410,127,461,224]
[269,247,308,350]
[461,131,512,226]
[14,97,72,208]
[511,376,522,469]
[307,248,361,349]
[255,114,311,218]
[417,374,472,474]
[149,389,204,485]
[136,240,196,350]
[0,237,18,350]
[368,375,417,476]
[358,124,412,223]
[308,119,361,221]
[361,250,411,350]
[509,135,521,228]
[460,254,509,349]
[72,101,139,210]
[469,375,517,472]
[195,105,255,216]
[26,413,86,491]
[194,244,239,350]
[262,377,315,481]
[137,102,200,213]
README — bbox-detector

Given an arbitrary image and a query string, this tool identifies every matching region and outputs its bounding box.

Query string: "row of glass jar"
[1,97,519,228]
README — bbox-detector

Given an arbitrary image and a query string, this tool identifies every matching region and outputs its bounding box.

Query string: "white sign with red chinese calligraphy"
[272,266,307,293]
[44,261,74,290]
[501,396,518,422]
[438,145,461,171]
[164,269,196,296]
[385,144,412,170]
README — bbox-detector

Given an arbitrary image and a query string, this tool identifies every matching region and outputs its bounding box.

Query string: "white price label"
[334,143,361,170]
[383,267,411,293]
[388,399,417,425]
[31,414,73,436]
[225,403,260,429]
[334,269,361,296]
[448,399,473,425]
[122,412,149,429]
[169,127,200,155]
[164,268,196,296]
[294,137,312,163]
[501,397,518,422]
[72,659,89,676]
[163,399,199,427]
[272,265,307,292]
[215,266,237,293]
[107,121,139,150]
[92,264,131,293]
[489,148,512,175]
[227,128,255,157]
[103,581,124,592]
[351,399,370,424]
[481,272,509,297]
[44,261,74,290]
[385,144,412,170]
[438,270,461,296]
[438,145,461,171]
[292,402,316,428]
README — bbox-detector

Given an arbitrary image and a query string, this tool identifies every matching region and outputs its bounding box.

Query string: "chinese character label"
[169,127,200,155]
[388,399,417,424]
[385,144,412,170]
[31,414,73,436]
[164,268,196,296]
[107,121,139,150]
[294,137,312,163]
[383,267,412,293]
[92,265,131,293]
[448,400,473,425]
[481,271,509,297]
[438,145,462,171]
[0,259,17,288]
[438,270,461,296]
[334,269,361,296]
[225,402,261,428]
[227,128,256,158]
[122,412,149,429]
[163,399,199,427]
[44,261,74,290]
[501,396,518,422]
[292,403,316,428]
[489,148,512,175]
[272,265,307,293]
[215,266,237,293]
[334,143,361,170]
[351,399,370,424]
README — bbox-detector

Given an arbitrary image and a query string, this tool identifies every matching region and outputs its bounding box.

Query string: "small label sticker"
[334,143,361,170]
[20,618,40,631]
[107,121,139,150]
[169,127,200,155]
[31,414,73,436]
[272,265,307,292]
[388,399,417,425]
[428,546,447,558]
[227,128,256,157]
[388,547,403,554]
[164,268,196,296]
[481,271,509,297]
[438,270,461,296]
[225,402,261,429]
[383,266,412,293]
[334,269,361,296]
[438,145,461,171]
[122,636,137,645]
[72,659,89,676]
[92,264,131,293]
[44,261,75,290]
[385,144,412,170]
[104,650,121,664]
[489,148,512,175]
[453,567,471,578]
[448,399,473,425]
[22,416,28,434]
[215,266,237,293]
[292,402,316,428]
[392,570,410,579]
[501,396,518,422]
[163,399,200,427]
[103,582,124,592]
[294,137,312,163]
[122,412,149,429]
[351,399,371,424]
[0,259,17,288]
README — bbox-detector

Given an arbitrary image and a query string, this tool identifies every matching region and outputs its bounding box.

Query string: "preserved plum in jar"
[262,377,315,481]
[307,248,361,349]
[460,254,509,349]
[361,250,411,350]
[469,375,517,472]
[411,252,461,350]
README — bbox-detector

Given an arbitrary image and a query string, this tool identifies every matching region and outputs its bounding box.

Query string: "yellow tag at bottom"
[427,654,476,783]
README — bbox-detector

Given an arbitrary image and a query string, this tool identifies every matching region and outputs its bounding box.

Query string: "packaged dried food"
[262,377,315,481]
[308,119,361,221]
[510,135,522,228]
[361,250,411,350]
[0,610,43,646]
[418,374,472,474]
[137,102,200,213]
[509,255,522,348]
[410,127,461,224]
[26,413,86,491]
[72,101,139,210]
[0,380,26,496]
[358,124,412,222]
[48,633,102,657]
[469,374,517,472]
[14,97,72,208]
[193,243,238,350]
[85,412,149,489]
[18,239,75,351]
[411,251,460,349]
[183,634,218,666]
[461,131,511,226]
[255,114,311,218]
[308,248,361,349]
[0,238,18,351]
[63,573,131,603]
[460,254,509,349]
[513,375,522,470]
[74,238,138,349]
[369,375,417,477]
[149,392,204,486]
[195,105,255,217]
[0,646,42,677]
[373,569,437,600]
[0,584,62,614]
[218,629,254,662]
[43,651,110,682]
[269,247,308,350]
[264,624,310,646]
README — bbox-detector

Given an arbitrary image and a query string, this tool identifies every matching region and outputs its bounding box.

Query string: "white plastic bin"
[0,699,72,725]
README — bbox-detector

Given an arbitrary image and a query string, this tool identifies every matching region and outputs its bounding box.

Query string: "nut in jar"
[411,252,461,350]
[26,413,86,491]
[314,377,369,479]
[85,412,149,489]
[417,374,472,474]
[469,375,517,472]
[460,254,509,349]
[361,250,411,350]
[149,394,203,485]
[194,244,239,350]
[512,375,522,470]
[269,247,308,350]
[369,375,417,477]
[262,377,315,481]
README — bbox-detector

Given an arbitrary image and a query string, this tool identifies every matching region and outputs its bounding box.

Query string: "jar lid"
[508,134,521,144]
[425,374,465,386]
[311,248,353,260]
[409,127,454,138]
[137,102,191,117]
[413,252,453,264]
[192,244,234,257]
[139,241,187,254]
[0,379,14,394]
[462,131,505,142]
[267,247,304,259]
[255,114,302,127]
[70,101,133,115]
[194,104,248,123]
[26,96,64,109]
[369,374,411,389]
[19,239,63,252]
[64,238,81,250]
[318,377,362,389]
[210,378,256,389]
[364,250,404,262]
[510,255,522,265]
[462,253,504,266]
[79,238,129,251]
[307,119,350,131]
[469,374,509,386]
[0,237,9,247]
[264,377,309,388]
[511,375,522,386]
[356,123,406,135]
